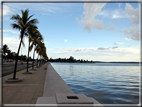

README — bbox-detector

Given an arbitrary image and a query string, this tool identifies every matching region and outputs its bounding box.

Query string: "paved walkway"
[2,63,48,104]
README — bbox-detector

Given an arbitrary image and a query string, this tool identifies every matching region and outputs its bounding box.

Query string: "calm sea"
[51,62,140,104]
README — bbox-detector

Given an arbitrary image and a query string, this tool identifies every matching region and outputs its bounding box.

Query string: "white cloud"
[120,25,139,41]
[125,37,131,41]
[114,42,124,45]
[118,3,140,41]
[112,14,122,19]
[123,3,139,25]
[55,46,139,55]
[97,3,139,22]
[5,3,71,16]
[2,34,34,57]
[97,8,126,19]
[98,46,118,50]
[64,39,68,42]
[112,9,127,19]
[48,46,140,61]
[2,29,19,34]
[78,1,109,32]
[3,5,11,16]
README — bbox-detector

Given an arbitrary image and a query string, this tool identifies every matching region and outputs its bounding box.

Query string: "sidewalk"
[2,63,48,104]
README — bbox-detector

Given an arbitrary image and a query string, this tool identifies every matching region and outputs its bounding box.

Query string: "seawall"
[36,62,103,106]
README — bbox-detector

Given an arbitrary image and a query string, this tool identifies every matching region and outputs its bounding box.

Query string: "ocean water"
[51,62,140,104]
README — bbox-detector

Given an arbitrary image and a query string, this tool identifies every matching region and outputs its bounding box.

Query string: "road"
[2,62,36,74]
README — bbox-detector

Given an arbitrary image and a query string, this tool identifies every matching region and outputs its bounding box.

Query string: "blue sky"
[1,0,140,62]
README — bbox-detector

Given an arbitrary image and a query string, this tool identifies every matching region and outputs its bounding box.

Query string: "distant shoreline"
[50,61,140,63]
[93,61,140,63]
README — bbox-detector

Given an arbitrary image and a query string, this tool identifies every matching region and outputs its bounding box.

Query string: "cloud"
[118,3,140,41]
[3,5,11,16]
[125,37,131,41]
[114,42,124,45]
[123,3,139,25]
[2,29,19,34]
[98,47,109,50]
[49,46,140,61]
[112,9,127,19]
[98,46,118,50]
[112,46,118,49]
[120,25,139,41]
[3,34,30,56]
[64,39,68,42]
[78,1,109,32]
[5,3,72,16]
[97,8,126,19]
[97,3,139,22]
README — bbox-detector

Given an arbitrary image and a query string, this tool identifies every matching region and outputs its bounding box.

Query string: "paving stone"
[2,63,48,104]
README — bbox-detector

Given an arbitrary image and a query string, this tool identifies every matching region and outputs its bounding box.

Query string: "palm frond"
[27,14,34,22]
[29,35,33,42]
[10,14,21,21]
[25,19,38,28]
[18,20,25,28]
[21,9,29,24]
[11,23,21,30]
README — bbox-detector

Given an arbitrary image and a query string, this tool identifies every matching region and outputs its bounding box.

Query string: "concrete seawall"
[43,63,74,97]
[36,63,103,106]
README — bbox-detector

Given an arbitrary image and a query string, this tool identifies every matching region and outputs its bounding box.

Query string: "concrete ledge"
[43,63,74,97]
[36,96,57,104]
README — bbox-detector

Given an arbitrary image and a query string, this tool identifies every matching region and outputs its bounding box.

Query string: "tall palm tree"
[38,42,48,66]
[39,42,45,66]
[30,31,43,69]
[24,26,38,73]
[10,9,38,79]
[35,41,42,67]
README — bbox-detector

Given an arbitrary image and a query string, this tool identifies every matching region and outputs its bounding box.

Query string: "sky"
[1,0,141,62]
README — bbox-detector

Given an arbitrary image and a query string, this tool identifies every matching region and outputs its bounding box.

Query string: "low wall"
[43,63,75,97]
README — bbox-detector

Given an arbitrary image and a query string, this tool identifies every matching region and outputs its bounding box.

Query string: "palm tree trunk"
[39,55,41,67]
[32,47,36,69]
[13,38,22,79]
[37,53,39,67]
[27,41,30,72]
[40,55,42,66]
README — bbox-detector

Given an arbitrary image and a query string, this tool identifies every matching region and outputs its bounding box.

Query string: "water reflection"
[69,65,74,76]
[51,62,139,104]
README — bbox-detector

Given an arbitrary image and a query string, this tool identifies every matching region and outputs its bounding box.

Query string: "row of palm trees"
[10,9,48,80]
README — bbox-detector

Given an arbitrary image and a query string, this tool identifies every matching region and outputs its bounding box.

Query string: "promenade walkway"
[3,62,103,106]
[2,63,48,104]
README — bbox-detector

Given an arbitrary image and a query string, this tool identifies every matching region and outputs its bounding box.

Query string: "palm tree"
[35,41,42,67]
[10,9,38,79]
[30,30,43,70]
[38,42,48,66]
[2,44,9,60]
[23,26,38,74]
